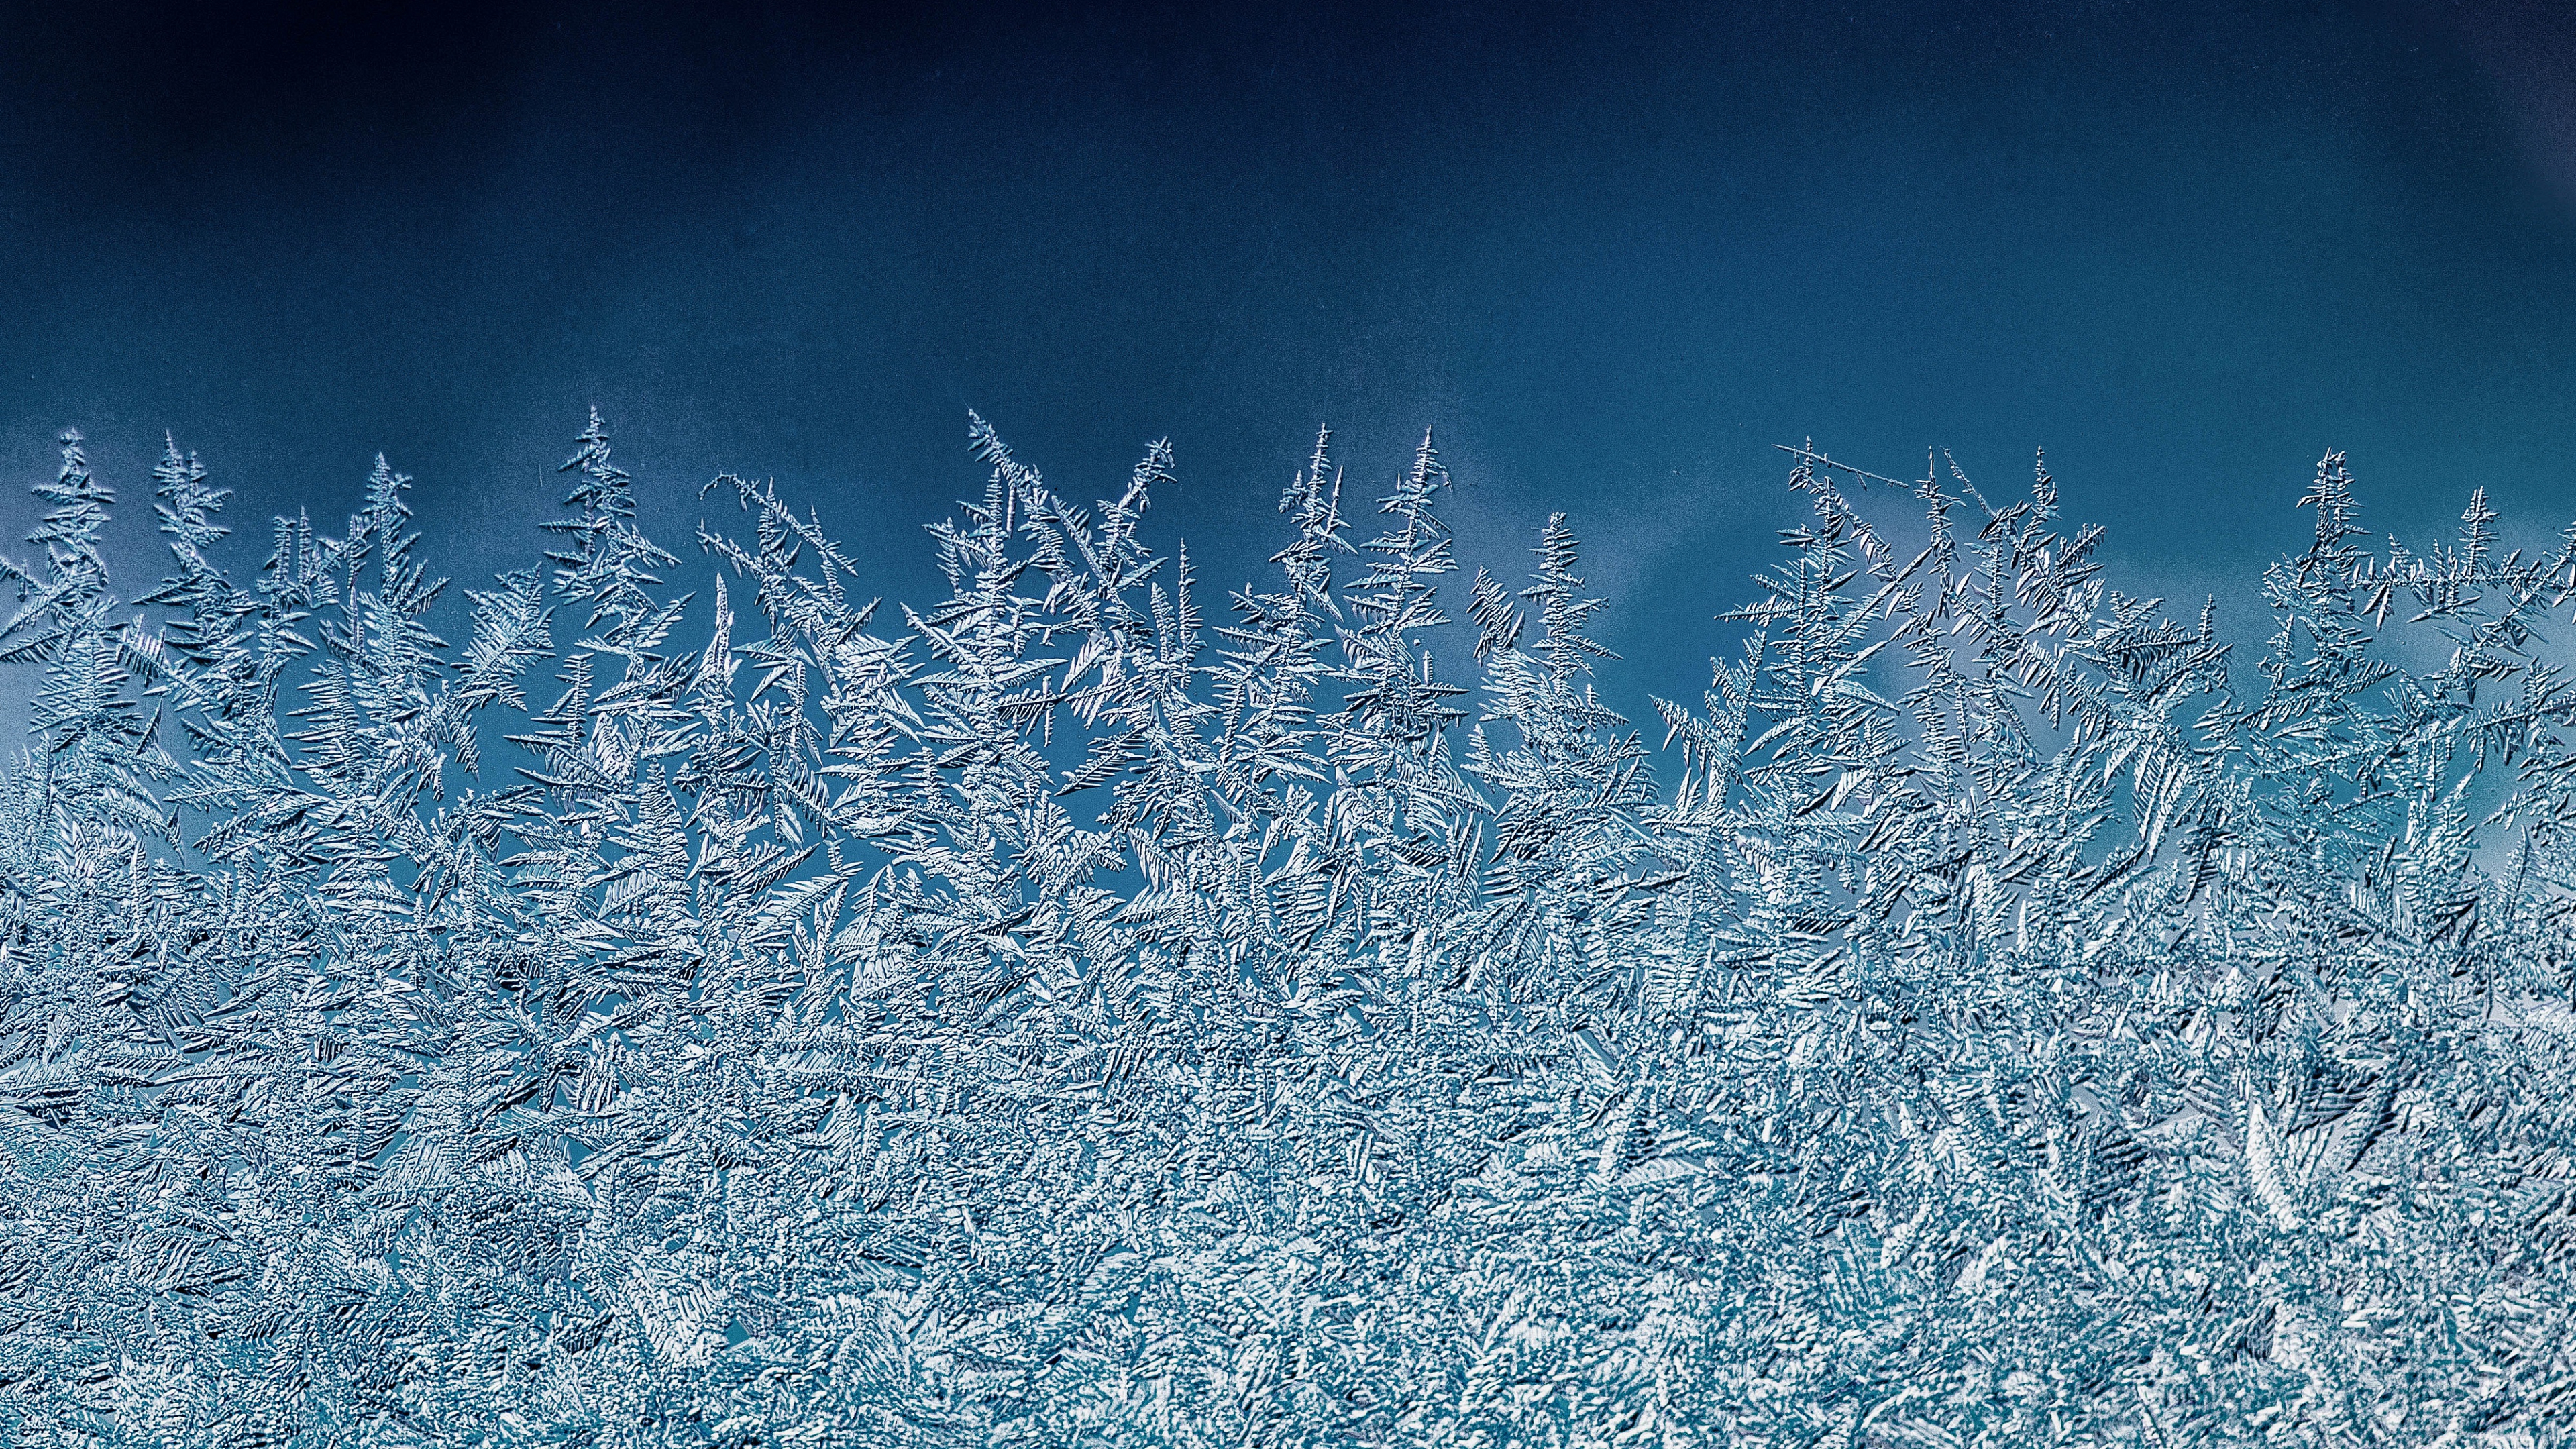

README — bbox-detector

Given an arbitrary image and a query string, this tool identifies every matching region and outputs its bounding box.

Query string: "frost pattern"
[3,415,2574,1446]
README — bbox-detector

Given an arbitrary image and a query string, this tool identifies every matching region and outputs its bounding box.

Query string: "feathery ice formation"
[3,413,2573,1446]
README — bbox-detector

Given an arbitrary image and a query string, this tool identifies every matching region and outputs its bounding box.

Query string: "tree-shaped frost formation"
[1,415,2572,1446]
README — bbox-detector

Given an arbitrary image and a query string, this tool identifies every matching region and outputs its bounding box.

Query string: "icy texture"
[2,414,2573,1446]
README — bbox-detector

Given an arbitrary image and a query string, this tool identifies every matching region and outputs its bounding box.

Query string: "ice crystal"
[1,414,2572,1446]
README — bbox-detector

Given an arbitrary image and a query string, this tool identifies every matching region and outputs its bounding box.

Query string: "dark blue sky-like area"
[5,0,2576,718]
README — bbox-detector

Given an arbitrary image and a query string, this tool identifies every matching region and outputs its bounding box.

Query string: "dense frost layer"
[1,413,2572,1445]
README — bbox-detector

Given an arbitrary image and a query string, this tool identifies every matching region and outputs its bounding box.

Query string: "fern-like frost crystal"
[0,419,2571,1446]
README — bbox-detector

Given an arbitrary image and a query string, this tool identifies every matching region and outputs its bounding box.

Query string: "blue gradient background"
[4,1,2575,713]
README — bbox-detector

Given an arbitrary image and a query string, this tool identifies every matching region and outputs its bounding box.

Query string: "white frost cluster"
[1,415,2571,1446]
